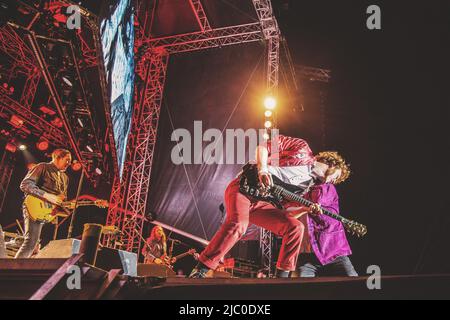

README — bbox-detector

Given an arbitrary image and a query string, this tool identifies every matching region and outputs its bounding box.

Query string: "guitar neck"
[273,185,350,224]
[61,201,96,208]
[173,251,193,260]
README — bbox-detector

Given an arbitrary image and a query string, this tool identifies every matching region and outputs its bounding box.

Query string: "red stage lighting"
[51,117,64,128]
[9,115,24,128]
[36,138,49,151]
[5,143,16,153]
[39,106,57,116]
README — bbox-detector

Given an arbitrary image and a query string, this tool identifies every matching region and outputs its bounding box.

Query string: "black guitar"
[239,163,368,238]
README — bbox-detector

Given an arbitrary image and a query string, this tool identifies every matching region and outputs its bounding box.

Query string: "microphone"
[168,238,181,244]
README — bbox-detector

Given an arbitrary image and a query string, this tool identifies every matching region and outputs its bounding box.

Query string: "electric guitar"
[145,249,197,266]
[239,163,368,237]
[24,194,109,223]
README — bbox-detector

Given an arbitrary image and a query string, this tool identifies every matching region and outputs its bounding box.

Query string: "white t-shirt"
[267,165,313,187]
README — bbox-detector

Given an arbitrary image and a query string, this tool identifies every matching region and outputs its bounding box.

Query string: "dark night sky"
[274,0,450,274]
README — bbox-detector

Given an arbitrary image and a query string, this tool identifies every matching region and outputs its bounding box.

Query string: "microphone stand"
[67,162,86,239]
[168,238,175,258]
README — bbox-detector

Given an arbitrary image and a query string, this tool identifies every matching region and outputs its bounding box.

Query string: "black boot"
[276,269,290,278]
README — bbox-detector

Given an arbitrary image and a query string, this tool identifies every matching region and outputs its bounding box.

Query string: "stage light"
[36,138,49,151]
[71,161,82,172]
[62,76,73,87]
[263,132,270,140]
[39,106,56,116]
[264,96,277,110]
[51,117,64,128]
[9,115,24,128]
[5,143,16,153]
[264,110,273,117]
[95,168,103,175]
[86,145,94,152]
[18,144,27,151]
[264,120,272,129]
[77,118,84,127]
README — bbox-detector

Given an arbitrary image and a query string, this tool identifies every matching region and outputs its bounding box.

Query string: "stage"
[0,258,448,300]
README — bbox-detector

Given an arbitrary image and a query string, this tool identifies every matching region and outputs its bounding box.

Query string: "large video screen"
[100,0,135,178]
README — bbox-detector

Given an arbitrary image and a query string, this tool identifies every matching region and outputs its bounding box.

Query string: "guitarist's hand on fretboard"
[309,203,323,215]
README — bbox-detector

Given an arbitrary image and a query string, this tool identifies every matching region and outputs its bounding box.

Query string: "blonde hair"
[315,151,351,184]
[149,226,167,254]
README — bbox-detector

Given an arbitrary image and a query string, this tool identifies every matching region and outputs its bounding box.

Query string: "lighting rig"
[0,0,116,190]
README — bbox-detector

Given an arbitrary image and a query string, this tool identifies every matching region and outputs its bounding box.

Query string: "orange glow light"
[264,97,277,110]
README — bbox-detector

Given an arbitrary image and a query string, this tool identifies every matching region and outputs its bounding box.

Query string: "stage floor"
[127,274,450,300]
[1,258,448,299]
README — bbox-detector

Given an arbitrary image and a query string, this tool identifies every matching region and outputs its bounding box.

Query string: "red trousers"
[199,178,305,271]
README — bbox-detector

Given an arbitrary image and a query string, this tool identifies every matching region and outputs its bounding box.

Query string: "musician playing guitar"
[191,134,356,278]
[289,151,358,277]
[15,149,72,258]
[142,226,175,265]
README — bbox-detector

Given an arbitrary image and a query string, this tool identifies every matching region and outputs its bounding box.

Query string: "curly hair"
[315,151,351,184]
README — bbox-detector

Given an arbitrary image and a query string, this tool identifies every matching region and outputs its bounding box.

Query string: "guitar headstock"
[344,221,368,238]
[95,199,109,208]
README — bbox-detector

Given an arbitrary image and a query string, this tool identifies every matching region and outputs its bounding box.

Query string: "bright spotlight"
[264,110,273,117]
[264,120,272,129]
[19,144,27,151]
[264,96,277,110]
[36,138,49,151]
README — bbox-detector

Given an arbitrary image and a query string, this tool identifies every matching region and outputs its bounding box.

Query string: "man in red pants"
[190,134,345,278]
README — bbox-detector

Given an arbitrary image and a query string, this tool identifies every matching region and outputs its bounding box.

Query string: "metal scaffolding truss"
[0,2,110,179]
[252,0,280,277]
[19,72,40,110]
[0,25,36,75]
[296,65,332,83]
[0,151,16,216]
[0,94,68,147]
[106,1,281,262]
[252,0,280,94]
[189,0,212,32]
[147,22,263,55]
[118,53,169,253]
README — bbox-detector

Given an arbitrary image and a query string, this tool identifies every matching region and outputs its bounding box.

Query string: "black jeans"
[298,254,358,277]
[0,225,6,258]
